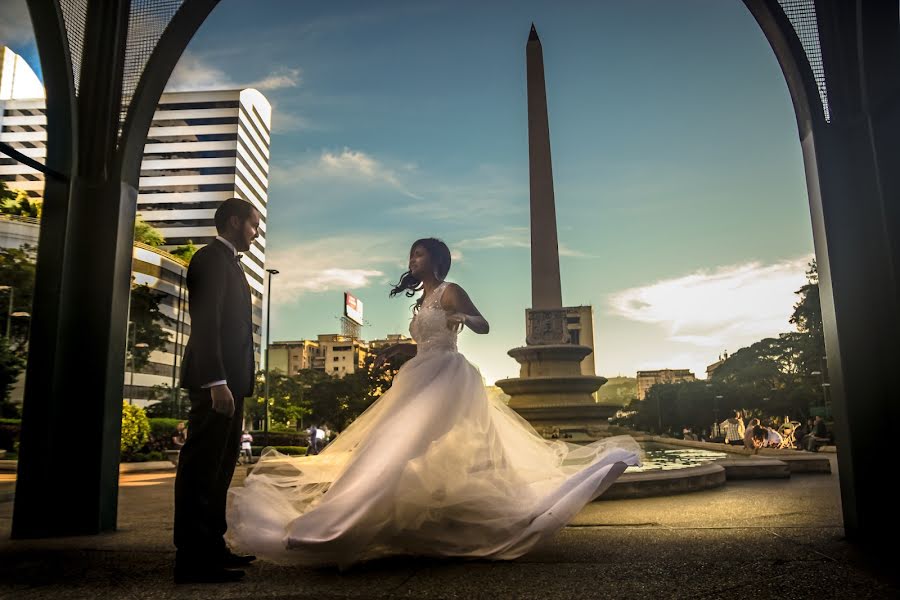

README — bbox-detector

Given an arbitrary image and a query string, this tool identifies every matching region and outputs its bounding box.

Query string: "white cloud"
[457,227,590,257]
[165,52,301,92]
[272,148,422,199]
[270,109,314,132]
[388,165,525,221]
[458,228,530,250]
[264,235,395,303]
[249,68,302,91]
[608,256,813,350]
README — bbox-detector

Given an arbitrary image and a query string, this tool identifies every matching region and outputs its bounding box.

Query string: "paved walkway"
[1,454,897,599]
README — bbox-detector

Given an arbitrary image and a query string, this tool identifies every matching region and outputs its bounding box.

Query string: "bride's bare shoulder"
[440,282,471,308]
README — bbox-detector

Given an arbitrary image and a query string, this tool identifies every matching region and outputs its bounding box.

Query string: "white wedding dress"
[226,281,641,568]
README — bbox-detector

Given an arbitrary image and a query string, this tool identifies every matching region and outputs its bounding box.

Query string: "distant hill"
[596,376,637,403]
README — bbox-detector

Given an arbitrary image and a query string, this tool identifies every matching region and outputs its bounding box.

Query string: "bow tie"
[234,254,243,262]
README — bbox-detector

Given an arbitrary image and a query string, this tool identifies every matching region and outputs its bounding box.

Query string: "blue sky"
[2,0,814,384]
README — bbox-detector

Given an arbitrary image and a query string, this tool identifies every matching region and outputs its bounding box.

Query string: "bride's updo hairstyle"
[390,238,452,309]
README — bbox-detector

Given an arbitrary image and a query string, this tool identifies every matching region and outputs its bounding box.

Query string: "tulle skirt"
[225,348,641,568]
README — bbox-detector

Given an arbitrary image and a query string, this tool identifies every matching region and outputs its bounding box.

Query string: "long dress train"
[226,281,641,568]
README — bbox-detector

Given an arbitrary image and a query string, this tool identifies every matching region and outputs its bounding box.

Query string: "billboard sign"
[344,292,364,326]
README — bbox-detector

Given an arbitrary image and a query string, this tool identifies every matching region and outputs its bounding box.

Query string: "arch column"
[745,0,900,545]
[12,0,219,538]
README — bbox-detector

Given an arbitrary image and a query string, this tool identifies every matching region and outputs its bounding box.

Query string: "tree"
[0,336,25,415]
[144,384,189,419]
[133,214,165,247]
[170,240,197,263]
[0,244,36,350]
[0,181,41,218]
[789,260,827,379]
[246,354,411,434]
[128,282,175,371]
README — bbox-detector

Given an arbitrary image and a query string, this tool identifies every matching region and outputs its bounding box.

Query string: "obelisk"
[497,24,627,439]
[526,24,563,309]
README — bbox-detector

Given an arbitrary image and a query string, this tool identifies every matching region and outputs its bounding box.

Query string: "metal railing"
[0,213,40,226]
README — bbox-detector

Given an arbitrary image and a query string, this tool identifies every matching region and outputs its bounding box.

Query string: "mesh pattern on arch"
[778,0,831,122]
[59,0,88,95]
[121,0,185,136]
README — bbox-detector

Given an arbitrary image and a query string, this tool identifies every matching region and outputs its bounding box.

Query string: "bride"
[226,238,641,569]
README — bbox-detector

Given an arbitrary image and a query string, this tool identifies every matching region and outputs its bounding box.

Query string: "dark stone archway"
[744,0,900,546]
[12,0,220,538]
[10,0,900,551]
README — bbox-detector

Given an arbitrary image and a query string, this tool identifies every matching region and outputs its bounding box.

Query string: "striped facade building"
[0,49,272,406]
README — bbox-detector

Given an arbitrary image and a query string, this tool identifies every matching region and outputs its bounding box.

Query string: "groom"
[174,197,260,584]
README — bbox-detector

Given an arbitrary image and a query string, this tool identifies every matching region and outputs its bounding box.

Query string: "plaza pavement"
[0,454,897,599]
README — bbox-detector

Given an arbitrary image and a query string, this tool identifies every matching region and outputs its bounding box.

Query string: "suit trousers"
[173,387,245,563]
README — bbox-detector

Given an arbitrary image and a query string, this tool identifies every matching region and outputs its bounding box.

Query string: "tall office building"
[137,88,271,360]
[0,47,272,405]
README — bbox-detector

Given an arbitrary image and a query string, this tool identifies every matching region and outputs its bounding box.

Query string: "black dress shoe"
[221,548,256,568]
[174,565,245,585]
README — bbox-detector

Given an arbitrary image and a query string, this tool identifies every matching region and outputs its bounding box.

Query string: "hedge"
[250,445,307,456]
[147,418,184,452]
[0,418,20,451]
[126,451,169,462]
[247,431,308,446]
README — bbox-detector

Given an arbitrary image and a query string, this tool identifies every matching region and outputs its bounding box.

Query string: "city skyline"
[0,0,816,384]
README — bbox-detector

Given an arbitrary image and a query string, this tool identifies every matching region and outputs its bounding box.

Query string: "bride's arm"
[442,283,490,334]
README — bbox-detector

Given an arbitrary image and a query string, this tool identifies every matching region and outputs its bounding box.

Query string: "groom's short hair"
[214,197,257,233]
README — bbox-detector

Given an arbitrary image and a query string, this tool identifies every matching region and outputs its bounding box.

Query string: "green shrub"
[0,419,20,451]
[121,402,150,460]
[124,450,168,462]
[249,431,307,446]
[147,418,184,451]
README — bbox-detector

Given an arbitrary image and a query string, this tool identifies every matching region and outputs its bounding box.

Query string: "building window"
[157,100,240,111]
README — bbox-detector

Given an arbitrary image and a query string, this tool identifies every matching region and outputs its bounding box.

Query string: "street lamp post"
[812,369,832,417]
[811,370,828,413]
[170,266,186,418]
[264,268,280,448]
[127,320,149,405]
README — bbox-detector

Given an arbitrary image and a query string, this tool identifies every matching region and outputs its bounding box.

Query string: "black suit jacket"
[180,239,255,398]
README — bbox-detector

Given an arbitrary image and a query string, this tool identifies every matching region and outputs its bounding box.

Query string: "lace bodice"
[409,281,457,354]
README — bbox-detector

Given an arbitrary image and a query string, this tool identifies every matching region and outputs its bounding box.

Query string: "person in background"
[239,431,253,464]
[306,423,320,456]
[315,426,326,451]
[804,415,830,452]
[744,418,760,449]
[172,422,187,450]
[765,426,784,448]
[720,411,745,447]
